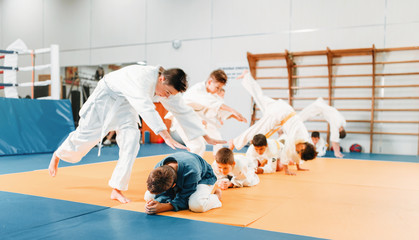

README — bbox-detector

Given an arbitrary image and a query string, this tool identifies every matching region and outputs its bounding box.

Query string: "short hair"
[215,148,235,165]
[210,69,228,84]
[311,131,320,138]
[146,165,177,194]
[339,129,346,139]
[301,142,317,161]
[162,68,188,92]
[251,134,267,147]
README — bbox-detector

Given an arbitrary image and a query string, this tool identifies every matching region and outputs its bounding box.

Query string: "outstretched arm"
[219,104,247,123]
[159,130,188,150]
[203,135,227,145]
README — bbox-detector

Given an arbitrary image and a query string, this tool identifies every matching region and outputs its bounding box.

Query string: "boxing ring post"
[50,44,60,100]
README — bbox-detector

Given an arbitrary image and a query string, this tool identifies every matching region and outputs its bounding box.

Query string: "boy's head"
[339,127,346,139]
[296,142,317,161]
[156,68,188,98]
[215,147,235,175]
[146,165,177,194]
[251,134,268,155]
[311,131,320,145]
[206,69,227,94]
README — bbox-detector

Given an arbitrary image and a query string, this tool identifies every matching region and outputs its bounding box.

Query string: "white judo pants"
[144,184,222,213]
[233,74,294,150]
[55,81,141,191]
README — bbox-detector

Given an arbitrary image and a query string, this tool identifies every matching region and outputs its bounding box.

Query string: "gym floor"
[1,144,418,240]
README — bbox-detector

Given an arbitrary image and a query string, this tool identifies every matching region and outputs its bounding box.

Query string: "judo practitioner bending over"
[48,65,225,203]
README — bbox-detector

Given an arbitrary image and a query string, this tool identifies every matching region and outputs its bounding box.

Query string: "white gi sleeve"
[106,69,167,134]
[245,146,260,171]
[231,155,259,187]
[183,83,224,113]
[160,94,206,141]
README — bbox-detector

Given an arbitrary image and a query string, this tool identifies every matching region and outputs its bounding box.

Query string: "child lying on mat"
[212,148,259,190]
[246,134,283,174]
[144,152,222,214]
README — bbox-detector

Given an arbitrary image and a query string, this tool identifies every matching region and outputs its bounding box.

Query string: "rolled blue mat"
[144,131,150,144]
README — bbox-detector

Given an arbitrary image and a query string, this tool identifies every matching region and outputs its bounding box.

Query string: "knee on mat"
[188,198,206,213]
[144,191,155,202]
[189,143,206,157]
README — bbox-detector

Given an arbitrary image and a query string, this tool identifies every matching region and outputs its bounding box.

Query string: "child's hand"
[297,164,309,171]
[236,70,248,80]
[255,167,264,174]
[231,110,247,123]
[228,139,235,150]
[285,169,296,176]
[217,180,230,190]
[145,200,159,214]
[259,159,268,167]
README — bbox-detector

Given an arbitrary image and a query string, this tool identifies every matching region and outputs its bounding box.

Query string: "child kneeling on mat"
[144,152,222,214]
[212,148,259,190]
[246,134,283,174]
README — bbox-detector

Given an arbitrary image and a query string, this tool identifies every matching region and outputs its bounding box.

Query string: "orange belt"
[265,112,296,138]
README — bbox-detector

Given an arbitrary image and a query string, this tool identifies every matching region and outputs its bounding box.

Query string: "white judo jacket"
[103,65,205,140]
[246,139,283,173]
[212,155,260,188]
[298,97,346,143]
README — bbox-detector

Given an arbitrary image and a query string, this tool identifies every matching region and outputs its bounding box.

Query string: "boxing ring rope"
[0,41,60,100]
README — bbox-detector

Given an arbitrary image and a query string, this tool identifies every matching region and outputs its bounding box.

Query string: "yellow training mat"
[1,154,419,239]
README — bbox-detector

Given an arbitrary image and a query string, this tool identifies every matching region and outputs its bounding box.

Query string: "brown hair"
[339,129,346,139]
[301,142,317,161]
[215,148,235,165]
[251,134,267,147]
[146,165,177,194]
[162,68,188,92]
[311,131,320,138]
[209,69,228,84]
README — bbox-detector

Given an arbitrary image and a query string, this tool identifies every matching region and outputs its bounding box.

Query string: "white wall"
[0,0,418,155]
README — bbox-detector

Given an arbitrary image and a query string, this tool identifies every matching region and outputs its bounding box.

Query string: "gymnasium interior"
[1,1,418,239]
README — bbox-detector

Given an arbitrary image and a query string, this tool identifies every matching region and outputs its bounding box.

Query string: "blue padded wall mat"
[0,98,74,156]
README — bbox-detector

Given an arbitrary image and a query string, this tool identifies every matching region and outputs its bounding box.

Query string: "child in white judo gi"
[298,97,346,158]
[144,152,222,214]
[310,131,327,157]
[212,148,259,189]
[48,65,225,204]
[229,72,316,175]
[246,134,283,174]
[167,69,247,157]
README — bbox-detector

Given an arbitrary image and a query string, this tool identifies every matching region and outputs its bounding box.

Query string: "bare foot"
[110,189,131,204]
[276,162,284,172]
[236,70,248,80]
[214,188,222,201]
[48,152,60,177]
